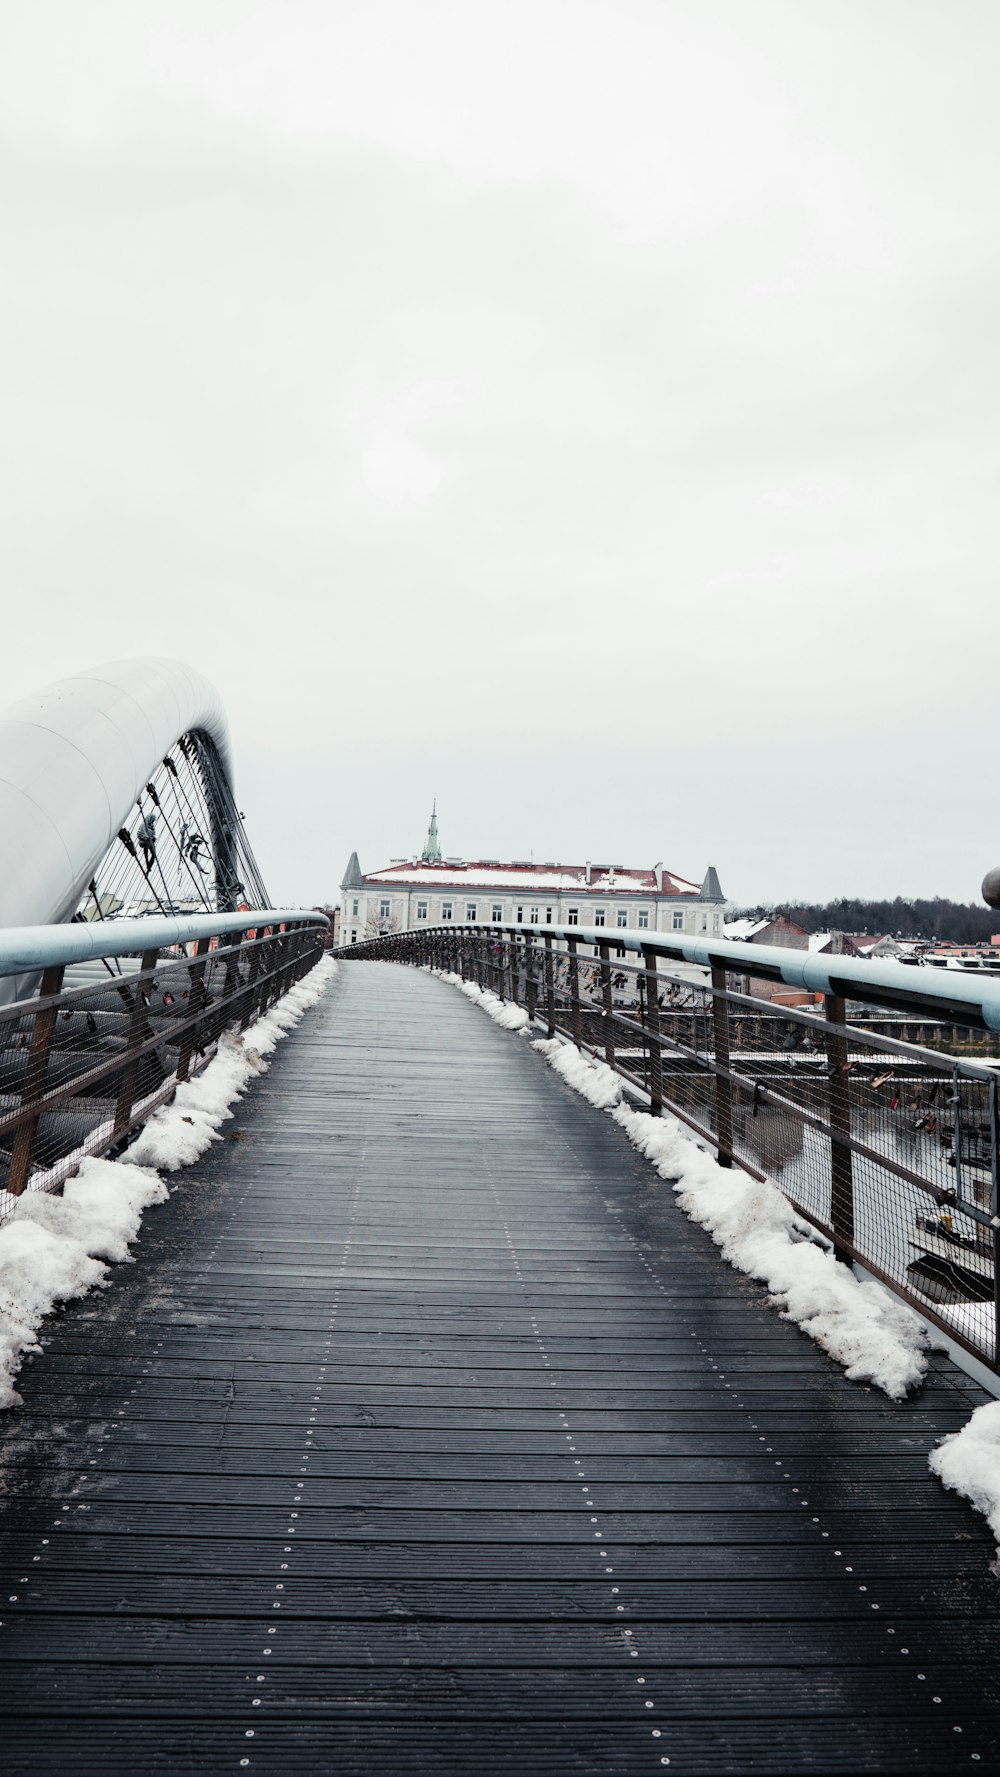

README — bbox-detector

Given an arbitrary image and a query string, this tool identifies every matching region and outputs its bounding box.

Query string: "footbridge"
[1,662,999,1774]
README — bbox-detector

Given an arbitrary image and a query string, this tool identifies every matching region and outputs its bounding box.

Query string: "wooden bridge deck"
[1,959,999,1774]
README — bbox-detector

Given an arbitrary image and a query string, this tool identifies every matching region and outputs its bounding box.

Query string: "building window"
[516,905,524,923]
[616,909,628,928]
[352,898,359,917]
[530,906,539,924]
[701,915,708,931]
[672,910,684,931]
[713,914,721,932]
[465,903,476,921]
[379,899,391,920]
[545,907,553,924]
[616,946,627,960]
[567,908,579,926]
[594,909,606,927]
[638,910,649,929]
[442,901,453,920]
[350,929,357,944]
[492,904,502,922]
[416,900,428,920]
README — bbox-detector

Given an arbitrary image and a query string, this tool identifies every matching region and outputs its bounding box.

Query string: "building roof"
[340,851,365,891]
[724,917,771,941]
[700,865,725,903]
[357,860,703,896]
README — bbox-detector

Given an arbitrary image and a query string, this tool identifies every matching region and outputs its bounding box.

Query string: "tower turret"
[422,799,442,863]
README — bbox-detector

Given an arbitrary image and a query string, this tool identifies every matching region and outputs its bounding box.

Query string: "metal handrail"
[0,909,328,977]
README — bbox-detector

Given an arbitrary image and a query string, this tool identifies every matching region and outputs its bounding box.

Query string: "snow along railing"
[0,909,328,1218]
[343,924,1000,1379]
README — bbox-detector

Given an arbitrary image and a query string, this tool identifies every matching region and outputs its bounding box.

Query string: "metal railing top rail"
[0,909,329,978]
[351,924,1000,1034]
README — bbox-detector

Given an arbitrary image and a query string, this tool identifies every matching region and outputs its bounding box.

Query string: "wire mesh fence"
[347,925,1000,1377]
[0,918,327,1220]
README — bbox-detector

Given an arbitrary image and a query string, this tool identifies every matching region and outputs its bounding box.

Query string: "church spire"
[422,797,442,863]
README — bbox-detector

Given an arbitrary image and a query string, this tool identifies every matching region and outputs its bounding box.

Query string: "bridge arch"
[0,657,264,929]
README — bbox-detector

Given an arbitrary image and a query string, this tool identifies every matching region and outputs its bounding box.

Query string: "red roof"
[361,860,700,895]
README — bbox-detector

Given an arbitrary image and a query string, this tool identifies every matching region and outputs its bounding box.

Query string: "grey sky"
[3,2,997,909]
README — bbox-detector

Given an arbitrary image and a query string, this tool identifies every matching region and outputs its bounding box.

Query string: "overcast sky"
[3,2,998,909]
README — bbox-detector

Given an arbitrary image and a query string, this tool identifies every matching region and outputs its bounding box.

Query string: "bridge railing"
[346,923,1000,1378]
[0,910,328,1216]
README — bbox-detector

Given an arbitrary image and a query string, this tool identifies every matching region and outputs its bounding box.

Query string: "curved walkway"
[1,960,998,1773]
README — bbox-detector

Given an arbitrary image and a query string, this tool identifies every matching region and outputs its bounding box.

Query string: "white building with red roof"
[339,804,726,946]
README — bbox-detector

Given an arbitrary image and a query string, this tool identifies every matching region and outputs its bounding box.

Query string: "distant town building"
[722,918,902,960]
[312,905,340,947]
[339,805,726,948]
[723,916,810,949]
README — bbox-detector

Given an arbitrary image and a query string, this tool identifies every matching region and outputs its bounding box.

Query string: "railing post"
[240,936,263,1031]
[825,993,856,1259]
[597,942,615,1067]
[567,936,582,1047]
[275,928,299,1002]
[294,928,315,984]
[113,948,159,1138]
[522,938,536,1023]
[267,931,289,1012]
[178,937,211,1081]
[543,934,556,1036]
[253,928,273,1012]
[220,932,242,1010]
[7,964,64,1196]
[643,946,663,1113]
[256,931,275,1015]
[990,1077,1000,1375]
[476,934,486,991]
[711,963,734,1167]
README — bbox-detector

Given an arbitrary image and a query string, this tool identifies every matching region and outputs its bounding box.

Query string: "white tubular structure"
[0,659,233,930]
[0,910,327,978]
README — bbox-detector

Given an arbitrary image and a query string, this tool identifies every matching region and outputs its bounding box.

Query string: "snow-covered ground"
[436,970,530,1032]
[0,955,336,1409]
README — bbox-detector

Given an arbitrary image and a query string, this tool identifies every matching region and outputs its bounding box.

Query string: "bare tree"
[364,907,400,939]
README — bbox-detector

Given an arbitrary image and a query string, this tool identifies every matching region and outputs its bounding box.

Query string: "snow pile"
[929,1402,1000,1551]
[0,953,337,1407]
[128,1032,265,1171]
[529,1033,928,1400]
[618,1103,926,1399]
[533,1037,624,1109]
[0,1158,166,1408]
[437,971,530,1033]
